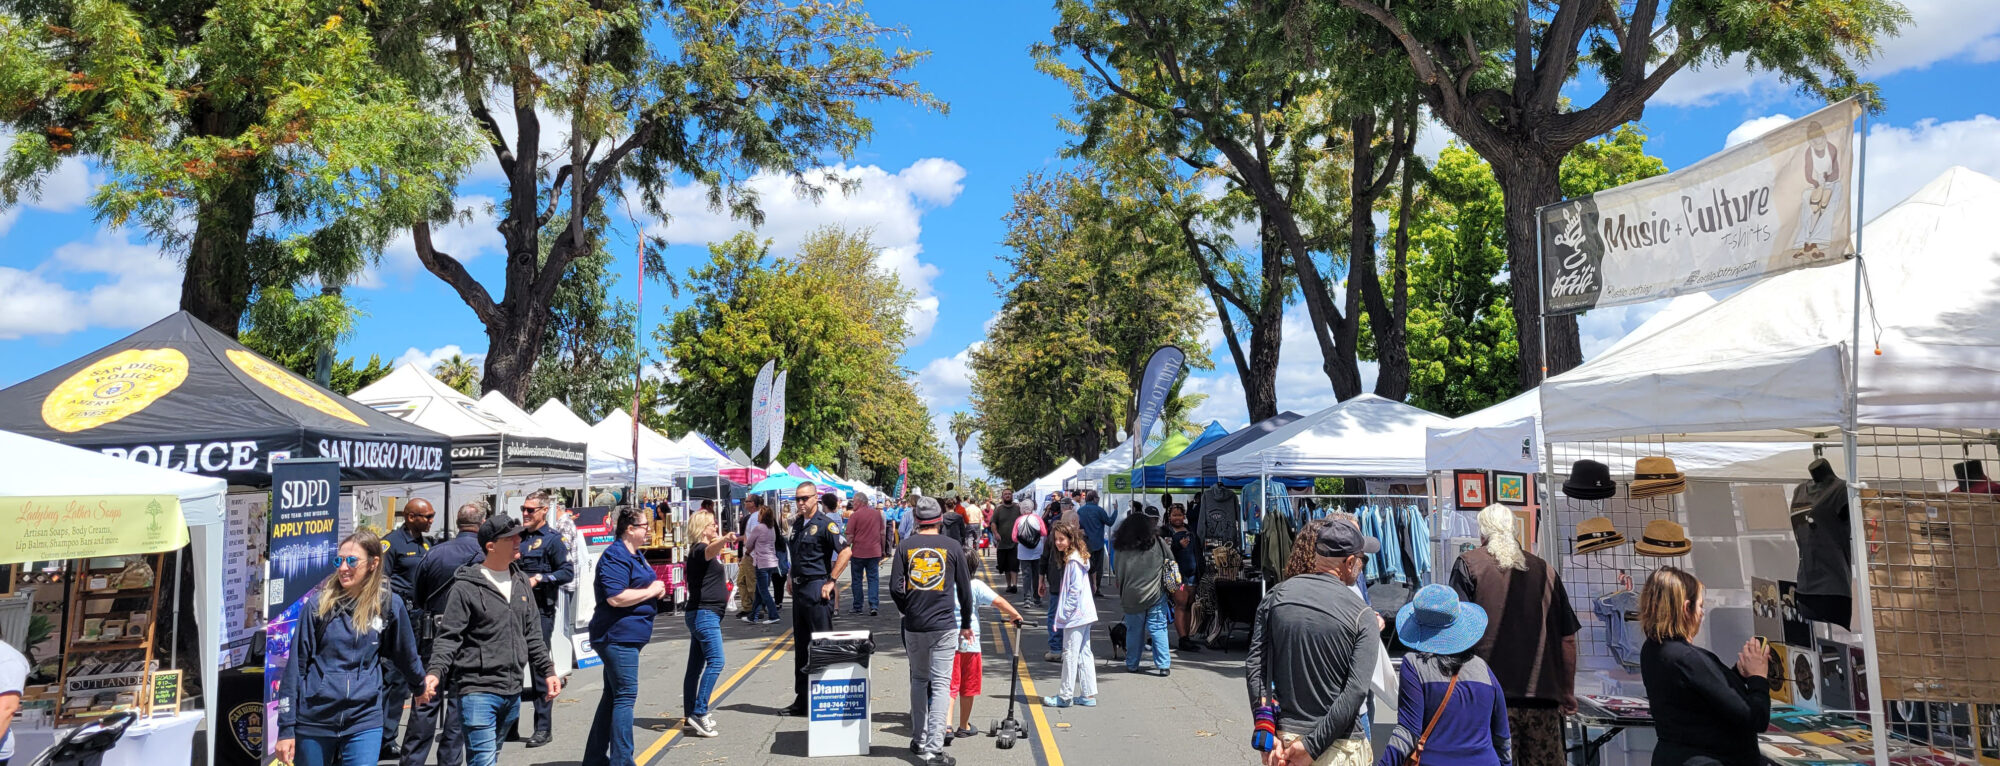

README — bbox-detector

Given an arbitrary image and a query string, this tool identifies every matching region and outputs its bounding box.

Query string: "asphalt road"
[468,550,1262,766]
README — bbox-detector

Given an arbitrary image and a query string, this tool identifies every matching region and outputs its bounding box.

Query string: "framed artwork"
[1494,471,1529,506]
[1454,471,1490,509]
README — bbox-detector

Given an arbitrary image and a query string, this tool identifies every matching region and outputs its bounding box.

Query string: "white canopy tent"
[672,433,733,476]
[1543,167,2000,443]
[589,408,699,486]
[1021,458,1083,502]
[351,365,588,488]
[1,429,228,761]
[1216,394,1450,478]
[487,392,632,483]
[1067,437,1134,487]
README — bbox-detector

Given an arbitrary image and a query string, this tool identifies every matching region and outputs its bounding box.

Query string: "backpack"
[1015,515,1044,549]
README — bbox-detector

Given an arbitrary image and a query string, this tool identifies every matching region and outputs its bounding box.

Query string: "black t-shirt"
[685,547,728,611]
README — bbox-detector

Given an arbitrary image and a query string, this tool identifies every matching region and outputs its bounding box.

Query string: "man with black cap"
[1245,522,1382,766]
[890,495,974,766]
[422,513,562,766]
[989,489,1023,593]
[782,483,851,716]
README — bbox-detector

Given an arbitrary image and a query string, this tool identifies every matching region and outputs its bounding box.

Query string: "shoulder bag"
[1404,672,1462,766]
[1158,540,1183,590]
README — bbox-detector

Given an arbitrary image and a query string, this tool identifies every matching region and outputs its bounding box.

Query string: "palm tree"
[949,411,980,490]
[432,354,481,396]
[968,477,992,501]
[1161,390,1210,440]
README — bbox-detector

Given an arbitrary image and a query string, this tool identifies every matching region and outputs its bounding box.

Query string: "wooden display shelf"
[56,554,165,726]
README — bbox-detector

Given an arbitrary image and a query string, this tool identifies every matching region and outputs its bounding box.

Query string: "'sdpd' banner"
[267,458,341,619]
[1540,99,1862,315]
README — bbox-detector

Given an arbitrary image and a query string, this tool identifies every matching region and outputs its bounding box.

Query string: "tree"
[971,170,1210,485]
[523,239,646,422]
[655,227,948,488]
[1041,0,1421,402]
[238,287,391,394]
[1329,0,1908,387]
[432,355,482,396]
[1394,126,1666,415]
[0,0,471,334]
[402,0,940,400]
[949,411,979,489]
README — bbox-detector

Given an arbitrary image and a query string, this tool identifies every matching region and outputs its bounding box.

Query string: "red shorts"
[949,651,983,697]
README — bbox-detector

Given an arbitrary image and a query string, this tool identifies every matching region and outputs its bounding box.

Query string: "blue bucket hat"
[1395,584,1489,655]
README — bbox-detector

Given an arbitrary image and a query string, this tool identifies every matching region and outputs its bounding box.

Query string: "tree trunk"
[178,182,258,336]
[1349,114,1411,402]
[479,303,548,402]
[1494,153,1583,390]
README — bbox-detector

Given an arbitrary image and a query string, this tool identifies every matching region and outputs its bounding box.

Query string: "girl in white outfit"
[1043,520,1098,707]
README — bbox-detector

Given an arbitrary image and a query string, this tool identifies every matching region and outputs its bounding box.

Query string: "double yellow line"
[634,626,794,764]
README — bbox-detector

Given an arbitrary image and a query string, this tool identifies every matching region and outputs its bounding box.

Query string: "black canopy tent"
[0,312,452,486]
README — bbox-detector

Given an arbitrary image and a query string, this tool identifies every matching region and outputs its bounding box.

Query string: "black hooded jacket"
[425,564,555,698]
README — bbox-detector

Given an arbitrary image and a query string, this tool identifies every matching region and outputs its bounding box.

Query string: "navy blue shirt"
[588,541,660,646]
[789,510,850,583]
[515,524,572,613]
[1078,503,1113,552]
[382,527,431,603]
[415,531,484,615]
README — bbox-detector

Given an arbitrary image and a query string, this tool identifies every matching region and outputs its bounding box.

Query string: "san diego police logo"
[907,548,947,591]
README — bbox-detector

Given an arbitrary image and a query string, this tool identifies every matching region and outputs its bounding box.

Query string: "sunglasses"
[408,512,435,519]
[521,504,545,514]
[335,555,364,569]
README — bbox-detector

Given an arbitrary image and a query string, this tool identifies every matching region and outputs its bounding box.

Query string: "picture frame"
[1494,471,1529,506]
[1454,471,1490,509]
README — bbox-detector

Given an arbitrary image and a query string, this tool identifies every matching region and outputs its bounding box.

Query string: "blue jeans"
[849,557,880,611]
[683,609,724,717]
[753,567,781,621]
[1123,600,1172,671]
[459,693,519,766]
[583,642,643,766]
[298,728,382,766]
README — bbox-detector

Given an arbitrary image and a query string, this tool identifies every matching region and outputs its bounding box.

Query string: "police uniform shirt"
[382,527,432,604]
[789,510,850,583]
[515,524,571,611]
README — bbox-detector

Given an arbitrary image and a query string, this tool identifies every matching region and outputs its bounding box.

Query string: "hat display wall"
[1573,517,1628,555]
[1630,456,1687,499]
[1562,459,1617,500]
[1634,519,1692,556]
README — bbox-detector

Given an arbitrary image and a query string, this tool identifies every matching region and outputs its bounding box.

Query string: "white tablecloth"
[9,711,203,766]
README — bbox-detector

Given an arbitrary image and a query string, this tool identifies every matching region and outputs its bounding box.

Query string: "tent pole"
[1533,200,1555,560]
[1845,109,1888,766]
[169,546,182,671]
[1259,459,1268,598]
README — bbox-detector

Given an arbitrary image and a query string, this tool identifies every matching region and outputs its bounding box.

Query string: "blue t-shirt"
[1078,503,1112,552]
[589,541,660,645]
[1594,589,1643,669]
[955,578,1001,653]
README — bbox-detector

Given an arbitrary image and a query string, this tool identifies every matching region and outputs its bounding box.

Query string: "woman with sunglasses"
[277,530,430,766]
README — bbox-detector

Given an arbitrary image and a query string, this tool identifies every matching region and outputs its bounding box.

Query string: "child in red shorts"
[948,577,1024,741]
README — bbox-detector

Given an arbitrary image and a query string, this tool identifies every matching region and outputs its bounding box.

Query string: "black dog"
[1109,622,1127,660]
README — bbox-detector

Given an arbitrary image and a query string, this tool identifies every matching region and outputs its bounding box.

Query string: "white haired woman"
[1446,504,1580,766]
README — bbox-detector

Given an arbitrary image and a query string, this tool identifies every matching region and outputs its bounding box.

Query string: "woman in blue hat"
[1376,584,1512,766]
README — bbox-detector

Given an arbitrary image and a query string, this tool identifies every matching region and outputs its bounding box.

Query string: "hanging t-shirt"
[1593,589,1643,670]
[1197,485,1241,546]
[1789,477,1851,600]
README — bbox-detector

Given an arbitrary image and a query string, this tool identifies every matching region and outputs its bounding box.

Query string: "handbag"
[1404,672,1462,766]
[1159,540,1183,590]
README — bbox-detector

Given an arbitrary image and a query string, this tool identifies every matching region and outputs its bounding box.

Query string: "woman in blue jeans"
[1110,511,1172,675]
[681,510,736,738]
[276,530,428,766]
[584,507,667,766]
[744,501,782,624]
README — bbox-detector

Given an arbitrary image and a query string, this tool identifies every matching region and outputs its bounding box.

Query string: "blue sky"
[5,0,2000,480]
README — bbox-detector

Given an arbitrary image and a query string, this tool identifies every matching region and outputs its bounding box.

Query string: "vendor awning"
[0,312,452,486]
[352,365,587,476]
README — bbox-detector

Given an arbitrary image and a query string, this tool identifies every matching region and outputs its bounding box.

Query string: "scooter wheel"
[997,733,1017,749]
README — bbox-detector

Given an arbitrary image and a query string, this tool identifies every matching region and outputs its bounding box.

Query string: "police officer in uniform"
[403,502,486,766]
[511,490,572,747]
[379,498,435,760]
[782,483,851,716]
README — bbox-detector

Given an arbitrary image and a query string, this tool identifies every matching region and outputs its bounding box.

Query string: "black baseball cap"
[479,513,526,547]
[912,496,944,522]
[1314,521,1381,558]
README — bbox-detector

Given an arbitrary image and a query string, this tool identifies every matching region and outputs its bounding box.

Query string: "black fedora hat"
[1562,459,1618,500]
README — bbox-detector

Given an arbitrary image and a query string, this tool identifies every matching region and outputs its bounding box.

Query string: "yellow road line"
[635,627,792,765]
[976,555,1065,766]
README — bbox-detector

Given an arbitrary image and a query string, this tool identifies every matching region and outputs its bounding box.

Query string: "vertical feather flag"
[751,360,775,459]
[770,369,789,460]
[1131,346,1187,464]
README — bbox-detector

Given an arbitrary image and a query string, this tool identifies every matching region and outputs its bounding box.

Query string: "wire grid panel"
[1548,437,1689,671]
[1855,428,2000,759]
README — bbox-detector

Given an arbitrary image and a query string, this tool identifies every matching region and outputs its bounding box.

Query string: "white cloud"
[914,345,977,412]
[363,195,504,288]
[0,229,179,340]
[1857,115,2000,213]
[394,344,484,373]
[647,158,966,344]
[1724,114,1795,147]
[1180,303,1380,428]
[1656,0,2000,107]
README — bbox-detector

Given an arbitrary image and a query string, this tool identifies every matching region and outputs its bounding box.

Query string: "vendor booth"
[1,429,226,765]
[1129,422,1230,490]
[1021,458,1083,503]
[1535,168,2000,765]
[1162,411,1306,486]
[1067,439,1133,491]
[351,364,587,510]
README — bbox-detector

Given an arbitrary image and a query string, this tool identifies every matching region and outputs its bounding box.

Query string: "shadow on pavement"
[632,715,680,731]
[718,701,787,717]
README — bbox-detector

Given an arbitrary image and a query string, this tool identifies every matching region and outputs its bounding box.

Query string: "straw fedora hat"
[1630,456,1687,499]
[1573,517,1628,555]
[1634,519,1692,556]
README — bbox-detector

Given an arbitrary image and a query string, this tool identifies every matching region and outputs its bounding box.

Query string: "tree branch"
[455,32,516,181]
[412,221,502,327]
[1079,49,1168,112]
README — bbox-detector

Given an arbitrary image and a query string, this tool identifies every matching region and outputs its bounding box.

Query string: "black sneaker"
[1177,637,1202,653]
[870,608,878,617]
[925,753,957,766]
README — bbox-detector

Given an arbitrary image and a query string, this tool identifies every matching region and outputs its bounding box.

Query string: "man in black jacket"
[891,496,973,766]
[400,502,484,766]
[989,489,1022,593]
[422,513,562,766]
[510,491,569,747]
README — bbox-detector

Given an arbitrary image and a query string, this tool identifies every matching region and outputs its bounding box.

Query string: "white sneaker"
[701,714,719,733]
[685,715,718,738]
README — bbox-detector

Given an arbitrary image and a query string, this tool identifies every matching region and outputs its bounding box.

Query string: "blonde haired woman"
[1447,505,1579,766]
[276,530,428,766]
[1640,567,1768,765]
[681,511,736,737]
